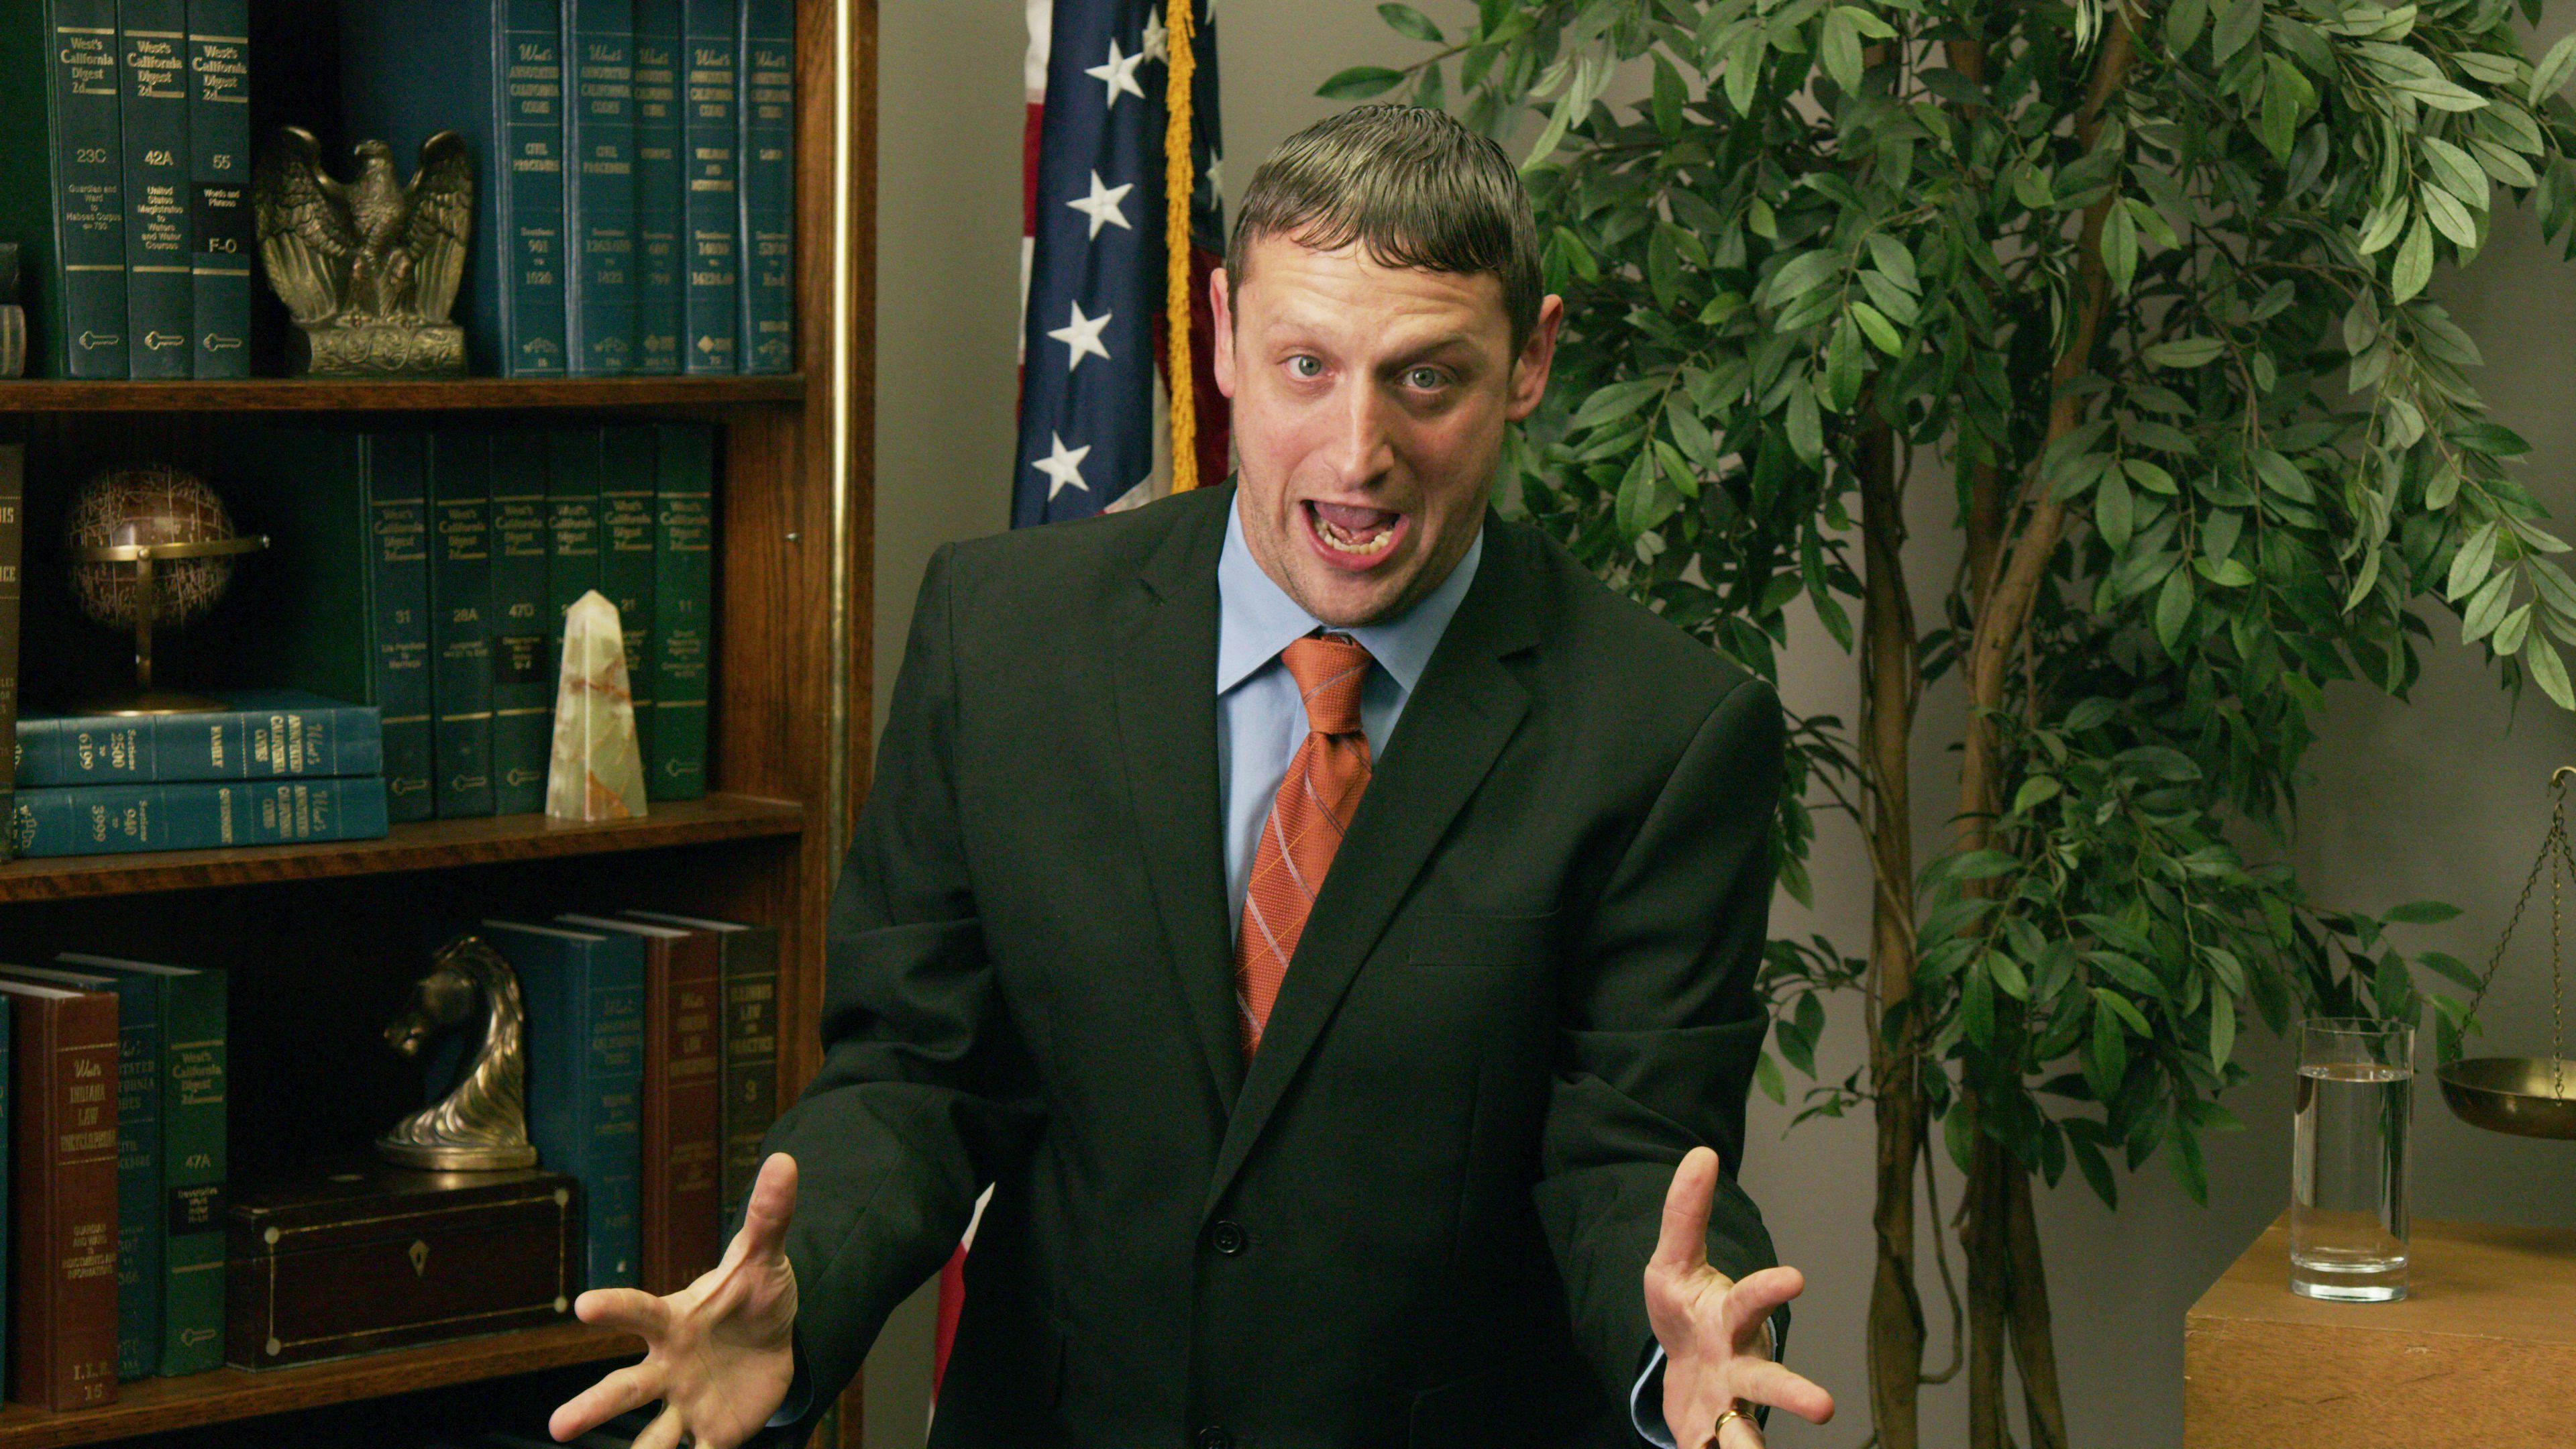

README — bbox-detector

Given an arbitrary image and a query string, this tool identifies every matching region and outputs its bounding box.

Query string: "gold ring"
[1710,1402,1752,1442]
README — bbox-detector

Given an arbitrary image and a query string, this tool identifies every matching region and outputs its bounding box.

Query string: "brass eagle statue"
[252,127,475,376]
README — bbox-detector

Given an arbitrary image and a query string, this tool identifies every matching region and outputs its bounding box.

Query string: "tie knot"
[1281,633,1373,737]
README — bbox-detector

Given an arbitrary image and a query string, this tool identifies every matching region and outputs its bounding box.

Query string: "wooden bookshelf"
[0,0,873,1445]
[0,792,806,902]
[0,377,808,414]
[0,1323,644,1449]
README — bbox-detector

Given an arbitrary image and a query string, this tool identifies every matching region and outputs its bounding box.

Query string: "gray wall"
[866,3,2576,1444]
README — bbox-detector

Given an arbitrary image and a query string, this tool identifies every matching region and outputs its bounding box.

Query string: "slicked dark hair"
[1228,104,1544,351]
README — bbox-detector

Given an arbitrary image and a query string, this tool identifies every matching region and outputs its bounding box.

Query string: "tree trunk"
[2006,1149,2071,1449]
[1857,418,1928,1449]
[1963,1126,2011,1449]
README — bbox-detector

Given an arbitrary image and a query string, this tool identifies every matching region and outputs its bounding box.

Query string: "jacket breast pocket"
[1405,908,1560,969]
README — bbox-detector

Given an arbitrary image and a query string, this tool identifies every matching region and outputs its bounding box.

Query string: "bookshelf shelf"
[0,792,808,902]
[0,1322,644,1449]
[0,376,806,415]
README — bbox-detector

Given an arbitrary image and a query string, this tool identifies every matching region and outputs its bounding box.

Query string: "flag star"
[1032,433,1093,498]
[1142,7,1169,63]
[1066,170,1134,239]
[1204,153,1225,197]
[1050,299,1114,372]
[1087,38,1148,108]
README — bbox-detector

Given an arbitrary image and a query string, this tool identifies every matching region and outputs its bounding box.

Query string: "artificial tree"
[1329,0,2576,1444]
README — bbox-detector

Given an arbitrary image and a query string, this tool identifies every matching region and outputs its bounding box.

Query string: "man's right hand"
[550,1152,803,1449]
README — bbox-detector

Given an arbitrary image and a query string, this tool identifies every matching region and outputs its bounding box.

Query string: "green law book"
[0,1,129,377]
[598,425,657,768]
[0,959,160,1378]
[430,432,497,818]
[645,423,710,800]
[547,427,604,671]
[117,0,192,378]
[218,426,434,822]
[56,954,225,1377]
[490,432,553,814]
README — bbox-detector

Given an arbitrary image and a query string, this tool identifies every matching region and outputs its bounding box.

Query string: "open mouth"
[1303,500,1404,565]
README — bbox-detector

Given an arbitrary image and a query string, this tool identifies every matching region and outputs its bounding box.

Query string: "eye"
[1404,366,1449,390]
[1287,355,1324,379]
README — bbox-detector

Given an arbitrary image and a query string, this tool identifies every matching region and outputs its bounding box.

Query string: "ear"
[1505,293,1566,423]
[1211,266,1238,399]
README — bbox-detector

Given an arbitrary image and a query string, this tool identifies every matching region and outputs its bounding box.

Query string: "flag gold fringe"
[1164,2,1201,492]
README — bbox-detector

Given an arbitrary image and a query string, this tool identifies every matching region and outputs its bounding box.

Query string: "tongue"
[1314,502,1397,535]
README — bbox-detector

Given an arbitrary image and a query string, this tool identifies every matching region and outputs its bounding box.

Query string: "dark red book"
[559,914,721,1293]
[0,979,119,1409]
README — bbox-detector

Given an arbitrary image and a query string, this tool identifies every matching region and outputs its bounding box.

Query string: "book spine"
[598,425,658,767]
[564,0,638,376]
[0,450,20,861]
[430,433,498,818]
[156,971,223,1375]
[368,434,435,823]
[547,427,604,671]
[104,977,159,1380]
[53,0,129,378]
[631,0,683,376]
[183,0,247,376]
[498,0,571,377]
[9,991,120,1411]
[118,0,191,378]
[9,778,389,856]
[679,0,737,375]
[490,438,553,814]
[717,925,778,1214]
[645,423,711,800]
[735,0,792,374]
[641,936,722,1294]
[15,703,380,786]
[584,961,645,1292]
[0,996,12,1386]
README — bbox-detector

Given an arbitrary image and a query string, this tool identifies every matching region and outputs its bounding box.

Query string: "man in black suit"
[551,105,1833,1449]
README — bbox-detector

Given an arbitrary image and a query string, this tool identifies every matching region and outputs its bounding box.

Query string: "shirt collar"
[1216,495,1485,697]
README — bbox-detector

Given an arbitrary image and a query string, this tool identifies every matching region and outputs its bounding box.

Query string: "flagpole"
[1163,1,1200,492]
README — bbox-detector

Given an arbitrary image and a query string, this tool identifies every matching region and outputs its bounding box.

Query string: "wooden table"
[2184,1212,2576,1447]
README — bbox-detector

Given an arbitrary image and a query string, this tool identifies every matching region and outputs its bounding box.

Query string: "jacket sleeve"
[1531,670,1790,1410]
[755,542,1048,1432]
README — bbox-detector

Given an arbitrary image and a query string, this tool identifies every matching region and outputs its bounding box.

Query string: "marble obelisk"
[545,589,651,821]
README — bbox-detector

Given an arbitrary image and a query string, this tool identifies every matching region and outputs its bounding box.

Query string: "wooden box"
[226,1163,583,1370]
[2186,1211,2576,1447]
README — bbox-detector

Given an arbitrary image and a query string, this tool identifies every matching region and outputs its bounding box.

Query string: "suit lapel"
[1109,488,1246,1113]
[1204,513,1544,1215]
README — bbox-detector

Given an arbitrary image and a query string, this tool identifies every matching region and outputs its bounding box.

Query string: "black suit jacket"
[765,483,1788,1448]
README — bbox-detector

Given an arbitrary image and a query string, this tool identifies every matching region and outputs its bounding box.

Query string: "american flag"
[927,0,1225,1407]
[1012,0,1227,527]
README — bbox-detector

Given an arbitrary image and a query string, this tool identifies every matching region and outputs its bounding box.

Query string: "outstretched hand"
[549,1152,803,1449]
[1646,1146,1834,1448]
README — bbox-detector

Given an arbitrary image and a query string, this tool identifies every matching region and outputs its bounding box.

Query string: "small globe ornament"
[63,465,268,715]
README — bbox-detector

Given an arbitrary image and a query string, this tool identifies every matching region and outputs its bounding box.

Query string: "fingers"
[1729,1356,1837,1426]
[573,1286,674,1338]
[628,1403,688,1449]
[548,1360,663,1443]
[1717,1405,1766,1449]
[731,1152,800,1267]
[1721,1265,1807,1345]
[1649,1146,1720,1279]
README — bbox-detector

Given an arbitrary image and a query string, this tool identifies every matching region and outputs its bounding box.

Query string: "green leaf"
[2530,638,2576,710]
[2126,459,2178,495]
[1821,7,1863,93]
[1851,301,1904,355]
[2093,986,2154,1036]
[1988,950,2031,1001]
[2212,0,2261,65]
[1764,249,1841,307]
[2253,449,2316,504]
[1754,1050,1786,1104]
[2422,138,2489,211]
[2422,183,2479,249]
[2155,565,2195,652]
[2167,0,2210,50]
[2446,519,2498,602]
[2531,30,2576,106]
[2013,775,2063,814]
[1571,378,1662,431]
[1652,51,1686,137]
[2392,215,2434,303]
[2209,989,2237,1071]
[2385,900,2463,924]
[1377,3,1444,42]
[2102,200,2138,295]
[1786,379,1823,464]
[1319,64,1409,100]
[2144,337,2224,368]
[2088,999,2129,1096]
[1866,234,1920,292]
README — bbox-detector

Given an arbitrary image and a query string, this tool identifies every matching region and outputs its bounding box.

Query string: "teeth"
[1315,512,1397,556]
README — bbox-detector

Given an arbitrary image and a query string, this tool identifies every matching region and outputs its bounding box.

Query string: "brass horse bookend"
[378,933,539,1171]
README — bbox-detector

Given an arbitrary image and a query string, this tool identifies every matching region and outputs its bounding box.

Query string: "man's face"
[1212,233,1562,628]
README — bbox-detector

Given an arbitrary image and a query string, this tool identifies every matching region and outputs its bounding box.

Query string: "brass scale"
[2438,766,2576,1138]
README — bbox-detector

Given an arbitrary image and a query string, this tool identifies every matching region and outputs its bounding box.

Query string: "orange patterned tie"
[1234,632,1375,1057]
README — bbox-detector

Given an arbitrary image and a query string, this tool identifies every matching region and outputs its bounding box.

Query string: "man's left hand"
[1646,1146,1835,1448]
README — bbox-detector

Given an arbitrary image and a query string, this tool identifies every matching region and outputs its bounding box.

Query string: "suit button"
[1210,1220,1248,1256]
[1197,1428,1235,1449]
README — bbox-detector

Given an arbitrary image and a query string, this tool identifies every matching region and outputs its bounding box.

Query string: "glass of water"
[2290,1016,2414,1301]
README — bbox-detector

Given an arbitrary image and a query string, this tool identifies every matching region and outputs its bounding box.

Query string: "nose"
[1318,375,1396,490]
